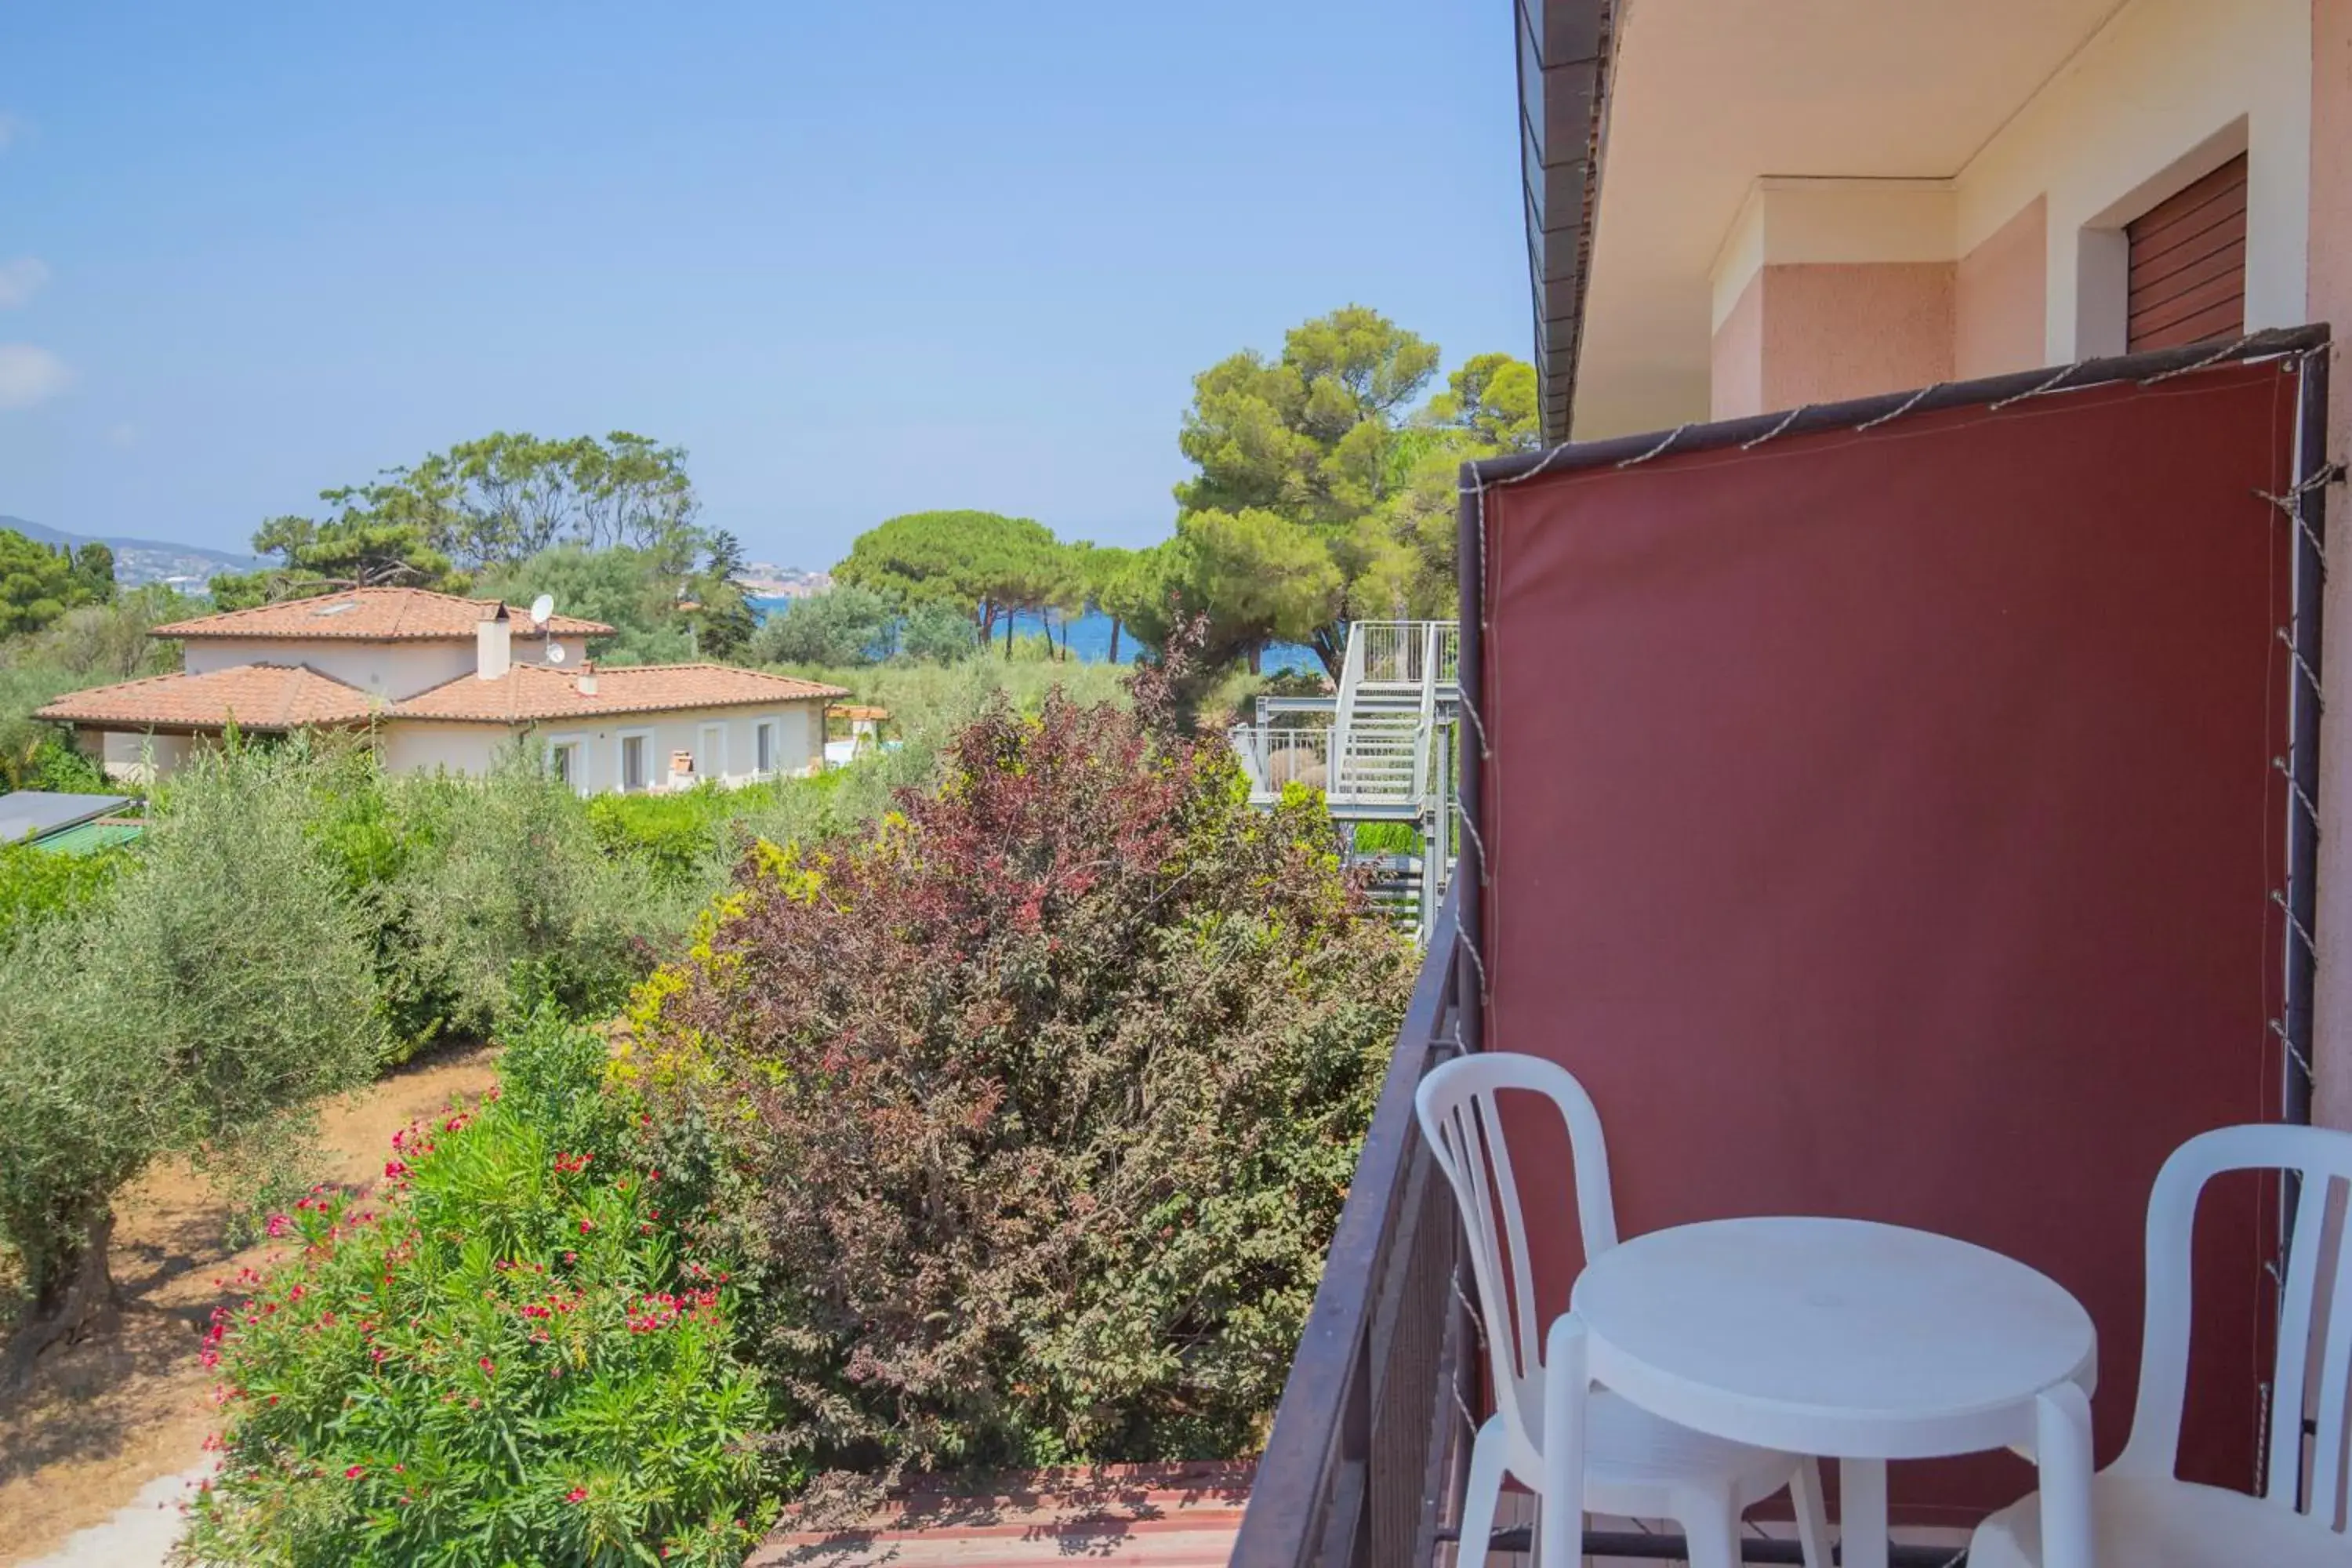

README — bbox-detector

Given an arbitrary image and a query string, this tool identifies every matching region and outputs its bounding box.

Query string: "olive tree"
[0,745,386,1381]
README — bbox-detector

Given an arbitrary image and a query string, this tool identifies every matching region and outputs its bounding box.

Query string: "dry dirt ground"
[0,1045,499,1566]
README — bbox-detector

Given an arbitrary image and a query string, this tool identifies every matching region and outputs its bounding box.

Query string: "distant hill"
[0,514,259,591]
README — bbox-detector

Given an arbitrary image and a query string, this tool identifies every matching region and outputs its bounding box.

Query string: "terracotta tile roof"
[750,1464,1250,1568]
[33,663,380,731]
[390,662,849,724]
[152,586,614,641]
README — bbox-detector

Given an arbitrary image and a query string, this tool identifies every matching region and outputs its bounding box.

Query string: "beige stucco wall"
[1758,263,1956,412]
[1708,273,1766,420]
[92,729,194,783]
[1708,183,1958,413]
[1955,198,2049,379]
[1695,0,2309,416]
[1955,0,2308,360]
[180,636,583,700]
[377,722,510,778]
[2309,0,2352,1132]
[380,702,826,793]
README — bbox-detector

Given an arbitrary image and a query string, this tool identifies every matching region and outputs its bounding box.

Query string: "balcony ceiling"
[1553,0,2129,441]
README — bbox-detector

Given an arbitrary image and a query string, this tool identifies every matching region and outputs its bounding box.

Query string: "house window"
[699,722,726,782]
[549,741,581,788]
[620,733,648,792]
[755,720,775,776]
[2126,154,2246,352]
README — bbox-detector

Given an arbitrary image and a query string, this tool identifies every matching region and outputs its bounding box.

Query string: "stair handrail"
[1331,623,1366,797]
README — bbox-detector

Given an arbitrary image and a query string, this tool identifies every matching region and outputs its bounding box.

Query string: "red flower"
[477,1356,495,1375]
[565,1486,588,1504]
[345,1465,365,1479]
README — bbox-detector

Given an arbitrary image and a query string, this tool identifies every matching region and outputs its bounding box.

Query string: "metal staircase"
[1227,621,1460,940]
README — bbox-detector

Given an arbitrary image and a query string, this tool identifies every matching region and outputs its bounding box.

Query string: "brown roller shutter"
[2127,154,2247,351]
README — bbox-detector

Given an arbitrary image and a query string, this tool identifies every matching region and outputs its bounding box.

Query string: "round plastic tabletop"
[1566,1217,2098,1568]
[1571,1216,2096,1455]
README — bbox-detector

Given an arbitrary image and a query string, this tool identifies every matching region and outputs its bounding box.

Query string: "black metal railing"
[1229,884,1473,1568]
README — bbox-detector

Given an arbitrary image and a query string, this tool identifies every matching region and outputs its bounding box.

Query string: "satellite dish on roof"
[529,593,556,625]
[545,643,568,664]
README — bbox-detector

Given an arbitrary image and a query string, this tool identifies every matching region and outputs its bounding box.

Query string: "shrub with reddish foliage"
[627,690,1414,1474]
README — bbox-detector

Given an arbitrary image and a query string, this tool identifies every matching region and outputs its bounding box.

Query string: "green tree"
[0,746,385,1381]
[566,432,703,557]
[0,528,111,638]
[69,543,116,605]
[475,544,692,666]
[750,585,898,666]
[1090,542,1180,659]
[1363,354,1547,619]
[681,528,757,660]
[1171,306,1441,673]
[209,510,465,606]
[207,431,709,606]
[834,510,1067,646]
[1066,542,1139,662]
[1165,510,1342,671]
[897,598,980,663]
[1424,351,1541,453]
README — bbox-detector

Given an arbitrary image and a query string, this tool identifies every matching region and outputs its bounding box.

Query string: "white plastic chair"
[1970,1123,2352,1567]
[1415,1051,1830,1568]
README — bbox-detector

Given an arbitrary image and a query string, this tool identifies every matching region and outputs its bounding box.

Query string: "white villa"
[37,586,847,793]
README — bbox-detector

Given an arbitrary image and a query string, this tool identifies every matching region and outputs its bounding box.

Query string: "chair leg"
[1789,1458,1831,1568]
[1677,1494,1745,1568]
[1455,1414,1507,1568]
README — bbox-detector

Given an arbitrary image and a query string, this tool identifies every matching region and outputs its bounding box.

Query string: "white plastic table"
[1553,1217,2100,1568]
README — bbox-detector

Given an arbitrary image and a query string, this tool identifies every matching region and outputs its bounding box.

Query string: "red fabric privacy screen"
[1475,362,2300,1519]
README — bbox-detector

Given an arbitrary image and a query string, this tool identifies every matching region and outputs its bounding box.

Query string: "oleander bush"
[625,688,1415,1477]
[177,1002,775,1568]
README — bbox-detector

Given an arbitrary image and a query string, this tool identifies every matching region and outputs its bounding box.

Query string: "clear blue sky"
[0,2,1527,569]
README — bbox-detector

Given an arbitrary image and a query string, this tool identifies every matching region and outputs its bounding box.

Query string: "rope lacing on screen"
[1740,404,1812,449]
[1615,423,1693,468]
[2256,463,2341,568]
[2276,756,2321,833]
[2140,331,2266,385]
[1853,381,1946,431]
[2278,627,2325,711]
[2261,346,2332,1136]
[1987,362,2087,411]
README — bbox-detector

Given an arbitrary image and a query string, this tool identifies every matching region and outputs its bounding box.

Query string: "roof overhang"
[1516,0,1617,443]
[1526,1,2136,441]
[45,718,372,736]
[410,695,841,727]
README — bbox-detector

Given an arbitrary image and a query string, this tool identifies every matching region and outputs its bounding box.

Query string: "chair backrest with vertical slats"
[1414,1051,1619,1475]
[2117,1123,2352,1527]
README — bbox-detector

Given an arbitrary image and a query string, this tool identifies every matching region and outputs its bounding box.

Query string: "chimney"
[576,660,597,697]
[476,604,513,681]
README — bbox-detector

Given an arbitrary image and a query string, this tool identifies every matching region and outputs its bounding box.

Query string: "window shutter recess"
[2126,154,2247,352]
